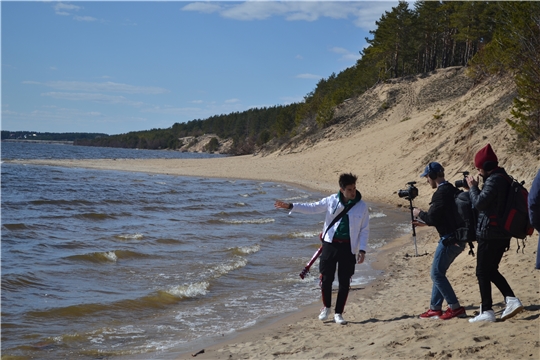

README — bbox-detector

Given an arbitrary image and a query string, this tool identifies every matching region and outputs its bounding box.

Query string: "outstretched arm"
[274,200,292,210]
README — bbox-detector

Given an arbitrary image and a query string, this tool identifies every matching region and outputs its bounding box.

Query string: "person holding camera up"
[412,162,467,320]
[529,169,540,270]
[466,144,523,322]
[274,173,369,325]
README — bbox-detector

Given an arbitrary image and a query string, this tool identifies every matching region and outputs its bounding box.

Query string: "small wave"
[281,194,311,201]
[235,202,246,206]
[1,273,46,292]
[396,222,414,234]
[208,257,248,278]
[2,223,29,230]
[216,210,262,218]
[77,213,116,221]
[369,212,387,219]
[67,250,152,263]
[351,275,376,286]
[368,240,386,249]
[290,230,320,238]
[232,244,261,255]
[166,281,209,298]
[26,289,189,320]
[219,218,275,225]
[239,194,250,198]
[156,238,183,245]
[115,233,144,240]
[67,251,117,263]
[29,199,93,206]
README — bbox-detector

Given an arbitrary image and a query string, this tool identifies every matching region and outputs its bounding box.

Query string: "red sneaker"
[439,306,466,320]
[419,309,442,319]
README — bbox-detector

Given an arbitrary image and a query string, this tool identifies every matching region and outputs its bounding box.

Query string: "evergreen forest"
[75,1,540,154]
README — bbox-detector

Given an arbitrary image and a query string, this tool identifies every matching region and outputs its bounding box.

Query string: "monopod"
[408,197,419,257]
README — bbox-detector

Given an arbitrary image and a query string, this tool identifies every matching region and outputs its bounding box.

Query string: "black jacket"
[468,167,510,240]
[418,182,462,237]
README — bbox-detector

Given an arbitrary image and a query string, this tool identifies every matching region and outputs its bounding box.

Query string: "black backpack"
[453,190,477,256]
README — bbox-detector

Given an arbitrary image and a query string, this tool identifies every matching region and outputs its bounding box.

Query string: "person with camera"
[412,162,467,320]
[530,169,540,270]
[466,144,523,322]
[274,173,369,325]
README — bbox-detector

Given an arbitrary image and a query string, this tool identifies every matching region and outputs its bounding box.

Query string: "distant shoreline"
[2,139,74,145]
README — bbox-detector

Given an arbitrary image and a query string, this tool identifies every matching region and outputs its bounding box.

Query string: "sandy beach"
[7,68,539,359]
[12,155,540,360]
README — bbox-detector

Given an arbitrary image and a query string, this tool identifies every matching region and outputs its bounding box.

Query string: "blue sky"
[2,1,399,135]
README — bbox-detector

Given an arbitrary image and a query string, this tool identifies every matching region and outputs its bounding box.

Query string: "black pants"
[319,241,356,314]
[476,237,515,311]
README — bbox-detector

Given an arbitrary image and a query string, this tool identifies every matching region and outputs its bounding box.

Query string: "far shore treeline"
[7,1,539,155]
[1,131,108,142]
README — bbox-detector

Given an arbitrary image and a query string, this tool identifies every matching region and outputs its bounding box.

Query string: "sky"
[1,1,400,135]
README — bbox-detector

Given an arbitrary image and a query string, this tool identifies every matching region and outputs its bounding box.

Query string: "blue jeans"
[430,238,465,310]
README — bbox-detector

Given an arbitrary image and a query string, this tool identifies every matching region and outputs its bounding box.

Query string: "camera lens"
[455,180,464,188]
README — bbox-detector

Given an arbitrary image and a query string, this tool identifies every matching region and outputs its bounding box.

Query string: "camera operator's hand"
[466,174,479,188]
[412,220,427,227]
[412,207,422,217]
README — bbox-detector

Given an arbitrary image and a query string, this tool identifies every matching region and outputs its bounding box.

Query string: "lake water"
[1,142,412,359]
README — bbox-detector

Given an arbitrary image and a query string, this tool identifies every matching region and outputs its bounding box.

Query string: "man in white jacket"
[274,173,370,325]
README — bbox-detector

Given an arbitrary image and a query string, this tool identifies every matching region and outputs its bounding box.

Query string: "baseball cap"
[420,162,444,178]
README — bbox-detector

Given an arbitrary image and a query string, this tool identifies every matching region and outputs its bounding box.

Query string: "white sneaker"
[318,307,330,321]
[469,310,496,323]
[334,313,347,325]
[501,296,523,320]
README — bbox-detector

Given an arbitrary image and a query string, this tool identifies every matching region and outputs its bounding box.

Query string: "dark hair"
[339,173,358,189]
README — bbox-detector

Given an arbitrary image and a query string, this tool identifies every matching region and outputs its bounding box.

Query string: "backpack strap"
[320,201,357,241]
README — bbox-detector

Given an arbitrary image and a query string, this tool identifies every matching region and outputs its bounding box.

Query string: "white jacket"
[291,193,370,254]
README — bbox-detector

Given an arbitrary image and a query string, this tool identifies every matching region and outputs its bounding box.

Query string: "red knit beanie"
[474,144,498,170]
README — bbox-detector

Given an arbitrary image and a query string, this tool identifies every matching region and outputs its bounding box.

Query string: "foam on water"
[103,251,118,262]
[234,244,261,254]
[290,230,320,238]
[116,233,144,240]
[219,218,275,224]
[167,282,209,298]
[369,211,387,219]
[207,258,248,278]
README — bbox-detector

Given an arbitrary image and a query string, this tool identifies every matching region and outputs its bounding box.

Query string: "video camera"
[454,171,470,189]
[398,181,419,201]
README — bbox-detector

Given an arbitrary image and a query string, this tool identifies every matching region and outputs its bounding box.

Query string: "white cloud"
[74,16,97,22]
[24,81,169,94]
[191,100,204,104]
[225,98,240,104]
[296,73,322,79]
[330,47,349,54]
[280,96,304,104]
[181,2,222,14]
[182,1,398,29]
[54,2,82,16]
[141,105,203,115]
[41,92,143,107]
[330,46,360,62]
